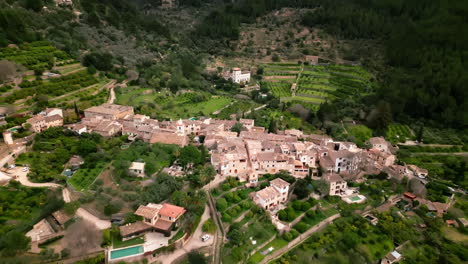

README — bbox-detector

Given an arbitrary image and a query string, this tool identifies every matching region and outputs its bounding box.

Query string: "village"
[0,102,465,264]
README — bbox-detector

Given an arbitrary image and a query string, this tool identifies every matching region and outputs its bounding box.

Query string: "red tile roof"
[159,203,186,219]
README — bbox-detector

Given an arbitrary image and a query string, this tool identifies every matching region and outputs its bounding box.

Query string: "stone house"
[129,162,145,177]
[119,203,186,240]
[253,178,290,210]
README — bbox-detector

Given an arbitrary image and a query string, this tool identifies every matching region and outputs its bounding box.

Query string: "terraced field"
[262,81,292,97]
[0,41,70,70]
[261,63,373,108]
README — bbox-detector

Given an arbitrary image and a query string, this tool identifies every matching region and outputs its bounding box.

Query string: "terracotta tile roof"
[153,219,173,231]
[270,178,290,189]
[119,221,152,237]
[256,186,280,201]
[44,114,62,122]
[159,203,186,219]
[52,210,72,225]
[369,137,387,145]
[135,205,159,219]
[324,173,344,183]
[257,152,288,162]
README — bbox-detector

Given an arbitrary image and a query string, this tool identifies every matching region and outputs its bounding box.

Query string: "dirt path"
[243,104,267,115]
[213,102,234,115]
[62,188,71,203]
[76,208,111,230]
[13,166,61,188]
[153,205,213,264]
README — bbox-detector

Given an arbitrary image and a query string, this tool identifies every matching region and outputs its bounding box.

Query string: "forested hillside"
[300,0,468,128]
[0,0,466,131]
[189,0,468,129]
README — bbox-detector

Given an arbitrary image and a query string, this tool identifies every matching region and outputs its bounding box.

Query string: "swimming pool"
[342,194,367,204]
[110,245,144,260]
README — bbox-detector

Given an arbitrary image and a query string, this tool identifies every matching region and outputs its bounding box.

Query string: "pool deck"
[108,244,145,262]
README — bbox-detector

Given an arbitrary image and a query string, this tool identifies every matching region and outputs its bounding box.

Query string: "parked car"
[201,234,210,242]
[8,164,15,169]
[22,167,29,172]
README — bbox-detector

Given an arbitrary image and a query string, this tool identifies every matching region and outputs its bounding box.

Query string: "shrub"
[283,232,293,241]
[202,219,216,234]
[216,198,228,211]
[222,213,231,222]
[290,229,299,239]
[278,210,287,221]
[295,222,309,233]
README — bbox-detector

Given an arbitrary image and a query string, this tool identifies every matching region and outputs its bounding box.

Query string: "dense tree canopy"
[302,0,468,128]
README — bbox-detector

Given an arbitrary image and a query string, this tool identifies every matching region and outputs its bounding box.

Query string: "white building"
[225,68,251,84]
[129,162,145,177]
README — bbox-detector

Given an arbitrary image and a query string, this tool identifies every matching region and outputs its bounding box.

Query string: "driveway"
[76,208,111,230]
[0,146,25,168]
[154,204,213,264]
[12,166,61,188]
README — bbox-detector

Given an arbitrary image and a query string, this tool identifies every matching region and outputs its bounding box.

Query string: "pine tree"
[74,102,80,119]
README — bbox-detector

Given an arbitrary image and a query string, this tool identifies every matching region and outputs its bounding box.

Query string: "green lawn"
[113,235,145,249]
[116,87,234,119]
[249,238,288,263]
[68,163,107,191]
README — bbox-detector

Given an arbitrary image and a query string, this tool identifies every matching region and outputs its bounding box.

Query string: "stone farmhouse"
[25,108,63,133]
[252,178,290,210]
[223,67,251,84]
[119,203,185,240]
[324,173,348,196]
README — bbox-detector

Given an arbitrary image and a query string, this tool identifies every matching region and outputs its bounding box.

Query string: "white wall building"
[226,68,251,84]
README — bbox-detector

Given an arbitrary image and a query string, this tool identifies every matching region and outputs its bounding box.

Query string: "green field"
[249,238,288,263]
[68,163,107,191]
[116,87,233,119]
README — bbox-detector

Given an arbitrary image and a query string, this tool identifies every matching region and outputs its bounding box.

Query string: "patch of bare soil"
[61,219,103,257]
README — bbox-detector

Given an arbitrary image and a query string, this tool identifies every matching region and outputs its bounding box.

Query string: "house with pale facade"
[119,203,186,240]
[368,148,396,167]
[368,137,397,154]
[253,178,290,210]
[324,173,347,196]
[26,108,64,133]
[407,165,428,178]
[224,68,251,84]
[129,162,145,177]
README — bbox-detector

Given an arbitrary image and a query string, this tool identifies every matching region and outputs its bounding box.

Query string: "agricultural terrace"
[211,178,278,264]
[385,123,414,144]
[49,79,110,110]
[115,86,234,119]
[0,41,70,71]
[214,100,260,120]
[68,162,107,191]
[2,70,98,104]
[260,63,374,108]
